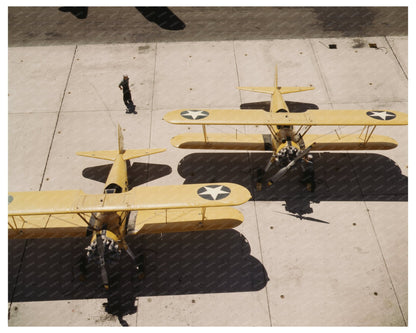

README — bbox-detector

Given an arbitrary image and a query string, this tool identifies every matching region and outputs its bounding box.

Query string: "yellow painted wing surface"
[170,132,398,151]
[9,214,89,239]
[303,134,398,150]
[9,184,251,238]
[164,109,407,126]
[9,183,251,216]
[133,207,244,234]
[171,133,273,151]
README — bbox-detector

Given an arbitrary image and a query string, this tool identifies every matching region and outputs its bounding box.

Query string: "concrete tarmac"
[9,6,408,46]
[8,7,408,326]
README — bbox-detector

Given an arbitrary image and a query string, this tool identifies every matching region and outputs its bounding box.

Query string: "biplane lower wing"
[8,207,245,239]
[9,183,251,239]
[133,206,244,234]
[164,109,407,126]
[170,133,398,151]
[8,213,90,239]
[303,134,398,150]
[171,133,275,151]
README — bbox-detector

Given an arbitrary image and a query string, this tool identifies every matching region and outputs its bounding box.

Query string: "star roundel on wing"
[197,185,231,200]
[366,111,396,121]
[180,110,209,120]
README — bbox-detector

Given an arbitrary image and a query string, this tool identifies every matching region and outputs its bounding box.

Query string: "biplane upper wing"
[8,183,251,217]
[9,183,251,238]
[164,108,407,126]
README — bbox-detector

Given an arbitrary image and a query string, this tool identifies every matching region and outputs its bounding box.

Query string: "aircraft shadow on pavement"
[58,7,186,30]
[240,100,319,113]
[81,162,172,188]
[9,229,268,316]
[178,152,407,215]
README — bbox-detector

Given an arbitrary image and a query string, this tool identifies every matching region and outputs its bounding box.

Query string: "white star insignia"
[198,185,231,200]
[181,110,209,120]
[367,111,396,121]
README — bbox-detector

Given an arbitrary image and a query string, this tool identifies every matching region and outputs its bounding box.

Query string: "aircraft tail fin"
[118,124,124,154]
[274,64,278,88]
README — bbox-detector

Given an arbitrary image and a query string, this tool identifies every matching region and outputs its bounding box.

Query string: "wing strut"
[295,125,312,137]
[202,125,208,142]
[359,125,377,144]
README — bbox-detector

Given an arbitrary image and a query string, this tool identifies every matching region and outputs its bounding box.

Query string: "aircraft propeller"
[267,145,313,185]
[96,231,110,289]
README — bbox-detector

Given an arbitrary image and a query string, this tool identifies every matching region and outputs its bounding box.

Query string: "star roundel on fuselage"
[197,185,231,200]
[366,111,396,121]
[180,110,209,120]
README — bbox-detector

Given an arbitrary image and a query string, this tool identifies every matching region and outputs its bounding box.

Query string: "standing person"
[119,74,137,114]
[300,154,315,192]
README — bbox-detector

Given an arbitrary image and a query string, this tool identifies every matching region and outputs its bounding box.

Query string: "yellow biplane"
[164,66,408,189]
[8,125,251,289]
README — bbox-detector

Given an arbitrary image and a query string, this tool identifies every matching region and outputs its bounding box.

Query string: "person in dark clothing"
[300,154,316,192]
[119,75,137,114]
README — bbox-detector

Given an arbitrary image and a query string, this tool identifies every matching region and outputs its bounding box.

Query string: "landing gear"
[256,168,265,191]
[125,246,145,280]
[85,230,120,289]
[81,241,146,290]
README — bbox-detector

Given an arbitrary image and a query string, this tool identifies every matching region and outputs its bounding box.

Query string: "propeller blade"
[268,146,313,184]
[264,154,277,173]
[96,232,109,290]
[269,160,295,183]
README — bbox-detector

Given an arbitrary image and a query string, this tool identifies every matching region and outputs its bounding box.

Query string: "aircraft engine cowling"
[86,230,121,263]
[277,145,299,166]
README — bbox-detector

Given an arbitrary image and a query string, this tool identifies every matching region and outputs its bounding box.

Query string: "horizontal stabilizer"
[77,150,119,161]
[279,86,315,94]
[238,86,314,95]
[122,148,166,161]
[133,207,243,234]
[76,148,166,161]
[238,86,275,94]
